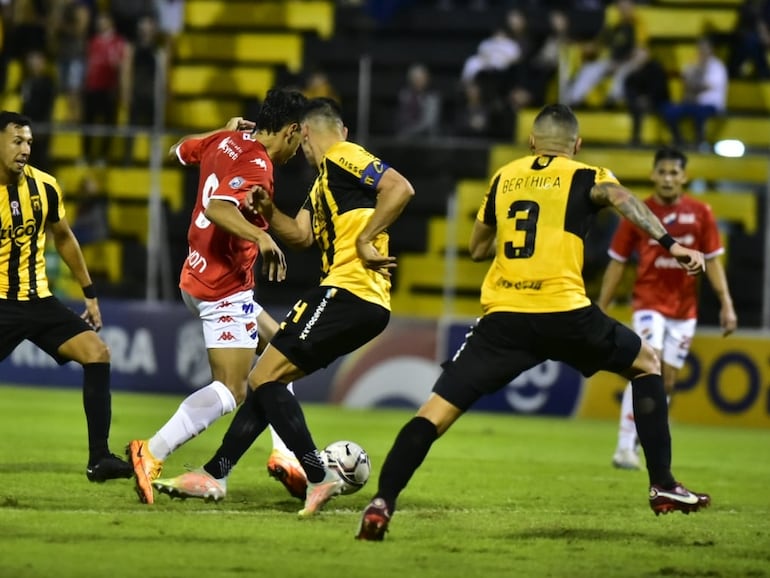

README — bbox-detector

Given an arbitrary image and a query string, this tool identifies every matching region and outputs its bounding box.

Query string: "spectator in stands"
[81,12,129,166]
[727,0,770,79]
[7,0,47,60]
[395,62,441,139]
[623,49,670,145]
[453,80,493,138]
[122,15,165,165]
[109,0,156,42]
[71,172,109,246]
[155,0,185,51]
[20,50,56,172]
[302,69,340,103]
[661,36,728,149]
[507,8,569,109]
[49,0,91,124]
[460,20,522,98]
[564,0,648,108]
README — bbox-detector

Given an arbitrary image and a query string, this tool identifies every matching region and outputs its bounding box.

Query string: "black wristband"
[82,284,96,299]
[658,234,676,251]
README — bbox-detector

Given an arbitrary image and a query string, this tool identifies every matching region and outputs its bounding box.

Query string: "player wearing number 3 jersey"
[357,104,712,541]
[127,88,310,504]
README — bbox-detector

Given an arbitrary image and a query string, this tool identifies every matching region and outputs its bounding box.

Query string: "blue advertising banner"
[0,299,210,393]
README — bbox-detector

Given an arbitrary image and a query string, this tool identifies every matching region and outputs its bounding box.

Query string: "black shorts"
[434,304,641,411]
[270,285,390,374]
[0,297,92,364]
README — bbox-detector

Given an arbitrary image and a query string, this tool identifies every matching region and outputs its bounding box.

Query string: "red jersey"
[177,130,274,301]
[608,195,723,319]
[85,32,126,91]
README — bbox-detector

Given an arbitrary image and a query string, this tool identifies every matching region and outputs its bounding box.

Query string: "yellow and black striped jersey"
[0,165,65,300]
[303,140,391,310]
[477,154,620,313]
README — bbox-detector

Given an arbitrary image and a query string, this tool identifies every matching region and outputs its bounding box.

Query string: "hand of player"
[81,298,103,332]
[670,244,705,276]
[224,117,256,132]
[356,239,397,279]
[256,231,287,282]
[720,305,737,337]
[246,185,274,219]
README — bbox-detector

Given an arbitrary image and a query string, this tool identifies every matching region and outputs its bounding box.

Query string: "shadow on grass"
[0,462,75,474]
[507,526,714,548]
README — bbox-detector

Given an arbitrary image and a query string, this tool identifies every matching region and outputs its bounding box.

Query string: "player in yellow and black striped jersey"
[357,104,712,541]
[0,111,131,482]
[164,98,415,514]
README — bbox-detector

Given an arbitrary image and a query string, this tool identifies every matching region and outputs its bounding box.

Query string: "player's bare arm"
[597,258,626,312]
[591,181,705,275]
[356,168,415,278]
[469,220,496,261]
[248,185,314,250]
[48,218,103,330]
[705,257,737,336]
[204,198,287,282]
[168,117,257,158]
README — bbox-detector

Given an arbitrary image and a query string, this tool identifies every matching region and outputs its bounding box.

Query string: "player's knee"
[79,335,110,364]
[634,342,661,376]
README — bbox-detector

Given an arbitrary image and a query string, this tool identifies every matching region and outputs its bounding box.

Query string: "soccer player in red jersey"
[127,88,309,504]
[598,146,737,470]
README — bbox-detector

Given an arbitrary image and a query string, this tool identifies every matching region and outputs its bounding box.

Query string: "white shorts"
[632,309,697,369]
[181,289,263,349]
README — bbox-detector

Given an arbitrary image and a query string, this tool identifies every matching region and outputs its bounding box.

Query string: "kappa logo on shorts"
[217,331,236,341]
[216,301,232,309]
[217,315,235,323]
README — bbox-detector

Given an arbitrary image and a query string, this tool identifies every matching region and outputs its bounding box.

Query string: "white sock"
[149,381,237,460]
[269,382,296,458]
[616,383,636,452]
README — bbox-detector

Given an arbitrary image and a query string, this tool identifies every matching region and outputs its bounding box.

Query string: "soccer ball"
[323,440,371,495]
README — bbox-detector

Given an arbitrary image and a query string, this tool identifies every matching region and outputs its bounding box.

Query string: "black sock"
[377,416,438,514]
[204,388,268,480]
[255,381,324,483]
[82,362,111,464]
[631,374,676,488]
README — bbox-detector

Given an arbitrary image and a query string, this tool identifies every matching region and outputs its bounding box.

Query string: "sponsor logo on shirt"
[663,213,677,225]
[229,176,245,189]
[217,137,241,160]
[679,213,696,224]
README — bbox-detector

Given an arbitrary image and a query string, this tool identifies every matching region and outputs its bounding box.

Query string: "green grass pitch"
[1,383,768,578]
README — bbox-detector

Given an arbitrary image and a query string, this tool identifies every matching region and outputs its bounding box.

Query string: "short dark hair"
[654,146,688,169]
[0,111,31,132]
[254,88,307,133]
[533,104,578,134]
[300,97,343,123]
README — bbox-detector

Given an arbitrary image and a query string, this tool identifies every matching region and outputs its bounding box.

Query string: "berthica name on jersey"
[501,176,561,193]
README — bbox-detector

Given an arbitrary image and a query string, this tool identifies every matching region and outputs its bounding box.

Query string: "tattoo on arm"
[592,182,667,239]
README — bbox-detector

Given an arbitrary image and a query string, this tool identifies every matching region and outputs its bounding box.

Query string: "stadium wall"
[0,300,767,429]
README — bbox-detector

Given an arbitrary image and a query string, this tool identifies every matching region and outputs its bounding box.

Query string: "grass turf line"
[0,384,768,578]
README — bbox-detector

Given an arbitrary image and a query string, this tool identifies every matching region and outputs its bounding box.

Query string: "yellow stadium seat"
[81,240,123,283]
[728,81,770,113]
[185,1,334,39]
[57,167,184,212]
[169,65,275,98]
[392,254,486,318]
[108,204,149,244]
[174,33,304,71]
[636,6,737,38]
[168,99,245,130]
